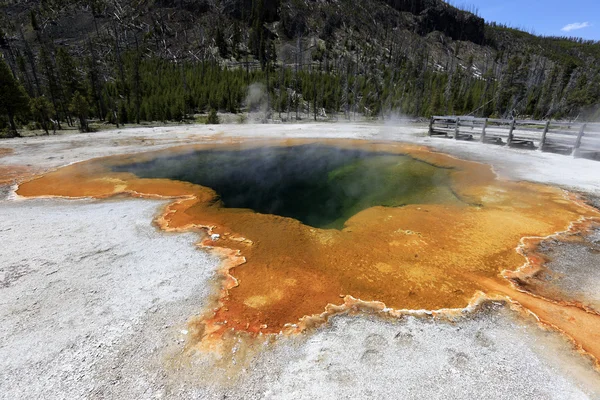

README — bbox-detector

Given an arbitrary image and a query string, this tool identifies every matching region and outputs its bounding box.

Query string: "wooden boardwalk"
[429,116,600,160]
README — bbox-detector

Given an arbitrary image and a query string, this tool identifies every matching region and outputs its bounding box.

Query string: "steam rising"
[377,112,415,140]
[113,144,461,229]
[245,83,269,123]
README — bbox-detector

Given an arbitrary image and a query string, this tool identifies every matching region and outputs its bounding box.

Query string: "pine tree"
[57,48,82,99]
[0,57,30,137]
[86,39,105,120]
[30,96,55,135]
[215,26,228,59]
[69,91,90,132]
[39,46,66,129]
[16,53,33,95]
[206,108,219,124]
[118,102,128,125]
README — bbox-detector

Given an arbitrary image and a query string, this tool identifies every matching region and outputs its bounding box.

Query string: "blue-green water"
[113,144,462,229]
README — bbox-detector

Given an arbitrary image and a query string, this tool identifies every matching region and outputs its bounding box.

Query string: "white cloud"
[561,22,591,32]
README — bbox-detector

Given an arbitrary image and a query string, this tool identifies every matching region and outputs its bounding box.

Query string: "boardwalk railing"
[429,116,600,159]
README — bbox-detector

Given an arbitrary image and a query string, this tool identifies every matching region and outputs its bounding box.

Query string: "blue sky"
[456,0,600,40]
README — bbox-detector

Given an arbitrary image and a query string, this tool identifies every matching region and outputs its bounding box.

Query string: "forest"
[1,0,600,137]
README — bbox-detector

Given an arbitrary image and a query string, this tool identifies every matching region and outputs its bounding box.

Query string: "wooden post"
[428,116,434,136]
[539,120,550,151]
[480,118,488,142]
[454,117,460,140]
[507,119,516,146]
[572,123,587,157]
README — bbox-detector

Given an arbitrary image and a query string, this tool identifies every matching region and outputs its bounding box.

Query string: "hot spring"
[16,139,600,358]
[112,144,464,229]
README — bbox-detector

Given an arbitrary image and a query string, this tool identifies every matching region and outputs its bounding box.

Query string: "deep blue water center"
[113,144,460,229]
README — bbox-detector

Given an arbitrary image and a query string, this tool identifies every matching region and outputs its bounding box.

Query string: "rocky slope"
[0,0,599,128]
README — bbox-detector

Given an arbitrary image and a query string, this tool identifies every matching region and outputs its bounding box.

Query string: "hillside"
[1,0,600,136]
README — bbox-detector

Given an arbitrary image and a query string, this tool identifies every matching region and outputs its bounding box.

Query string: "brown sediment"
[0,165,38,185]
[0,147,40,184]
[15,138,600,362]
[477,277,600,368]
[503,216,600,313]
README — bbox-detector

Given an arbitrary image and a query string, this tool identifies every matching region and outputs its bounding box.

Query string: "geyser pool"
[113,144,463,229]
[15,139,600,360]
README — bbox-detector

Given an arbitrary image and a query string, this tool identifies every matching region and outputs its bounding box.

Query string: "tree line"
[1,0,599,137]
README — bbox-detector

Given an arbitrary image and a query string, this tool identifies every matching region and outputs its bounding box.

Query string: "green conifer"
[69,91,90,132]
[30,96,55,135]
[0,57,30,137]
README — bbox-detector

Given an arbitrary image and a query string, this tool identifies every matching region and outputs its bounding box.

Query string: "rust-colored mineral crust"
[16,139,600,364]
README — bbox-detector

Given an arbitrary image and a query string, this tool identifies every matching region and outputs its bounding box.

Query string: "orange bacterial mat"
[16,138,600,364]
